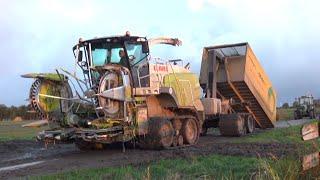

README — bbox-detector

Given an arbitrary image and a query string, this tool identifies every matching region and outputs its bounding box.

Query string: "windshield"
[89,41,147,67]
[124,41,148,66]
[91,43,124,66]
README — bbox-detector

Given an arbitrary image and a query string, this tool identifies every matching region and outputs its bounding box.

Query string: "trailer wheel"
[181,118,199,145]
[245,115,255,133]
[219,113,246,136]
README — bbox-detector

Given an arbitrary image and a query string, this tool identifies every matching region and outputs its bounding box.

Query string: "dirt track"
[0,119,315,179]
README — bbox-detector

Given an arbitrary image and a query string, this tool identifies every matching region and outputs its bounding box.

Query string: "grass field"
[277,107,320,120]
[238,121,319,144]
[32,154,318,180]
[32,155,260,180]
[277,108,295,120]
[0,120,48,141]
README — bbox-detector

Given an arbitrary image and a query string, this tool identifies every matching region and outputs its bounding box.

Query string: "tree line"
[0,104,38,121]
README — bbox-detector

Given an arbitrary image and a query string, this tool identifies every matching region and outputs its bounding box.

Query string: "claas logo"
[153,65,168,72]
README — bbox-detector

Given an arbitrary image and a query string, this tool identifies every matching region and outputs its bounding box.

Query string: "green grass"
[0,120,47,141]
[235,120,320,151]
[238,124,303,144]
[255,156,320,179]
[32,155,320,180]
[256,157,305,180]
[277,107,320,120]
[277,108,295,120]
[32,154,260,180]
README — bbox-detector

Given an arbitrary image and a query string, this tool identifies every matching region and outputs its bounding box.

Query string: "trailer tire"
[245,115,255,133]
[219,113,246,136]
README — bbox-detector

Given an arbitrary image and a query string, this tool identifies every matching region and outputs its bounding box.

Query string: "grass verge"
[236,120,319,146]
[277,107,320,120]
[0,120,47,141]
[277,108,295,120]
[32,154,259,180]
[32,155,320,180]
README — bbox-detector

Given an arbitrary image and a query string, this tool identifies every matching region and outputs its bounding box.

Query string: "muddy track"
[0,119,315,179]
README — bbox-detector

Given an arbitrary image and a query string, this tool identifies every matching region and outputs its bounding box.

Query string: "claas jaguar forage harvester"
[22,32,277,150]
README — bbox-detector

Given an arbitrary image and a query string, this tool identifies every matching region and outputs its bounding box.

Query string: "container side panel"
[244,46,277,123]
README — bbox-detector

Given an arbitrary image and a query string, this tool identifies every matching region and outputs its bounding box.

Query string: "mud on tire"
[138,117,174,149]
[181,118,199,145]
[245,115,255,133]
[219,113,246,137]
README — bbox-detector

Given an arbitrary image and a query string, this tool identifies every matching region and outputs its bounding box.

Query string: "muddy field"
[0,119,316,179]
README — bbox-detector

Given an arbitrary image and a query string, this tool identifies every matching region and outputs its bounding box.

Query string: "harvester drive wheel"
[181,118,199,145]
[158,119,174,148]
[245,115,255,133]
[140,117,174,149]
[219,113,246,136]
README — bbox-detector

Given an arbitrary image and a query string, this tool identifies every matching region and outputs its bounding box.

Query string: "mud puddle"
[0,140,78,168]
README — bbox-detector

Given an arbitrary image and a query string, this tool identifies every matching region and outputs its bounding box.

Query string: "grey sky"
[0,0,319,106]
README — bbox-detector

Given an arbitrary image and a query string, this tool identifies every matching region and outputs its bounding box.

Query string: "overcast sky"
[0,0,319,106]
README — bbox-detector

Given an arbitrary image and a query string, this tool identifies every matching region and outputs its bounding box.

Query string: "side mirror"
[142,42,149,53]
[77,50,83,62]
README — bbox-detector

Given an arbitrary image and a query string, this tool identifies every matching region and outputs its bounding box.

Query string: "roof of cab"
[72,35,146,50]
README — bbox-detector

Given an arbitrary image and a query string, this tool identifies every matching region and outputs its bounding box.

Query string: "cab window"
[125,42,148,66]
[91,43,123,66]
[91,48,106,66]
[110,48,123,63]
